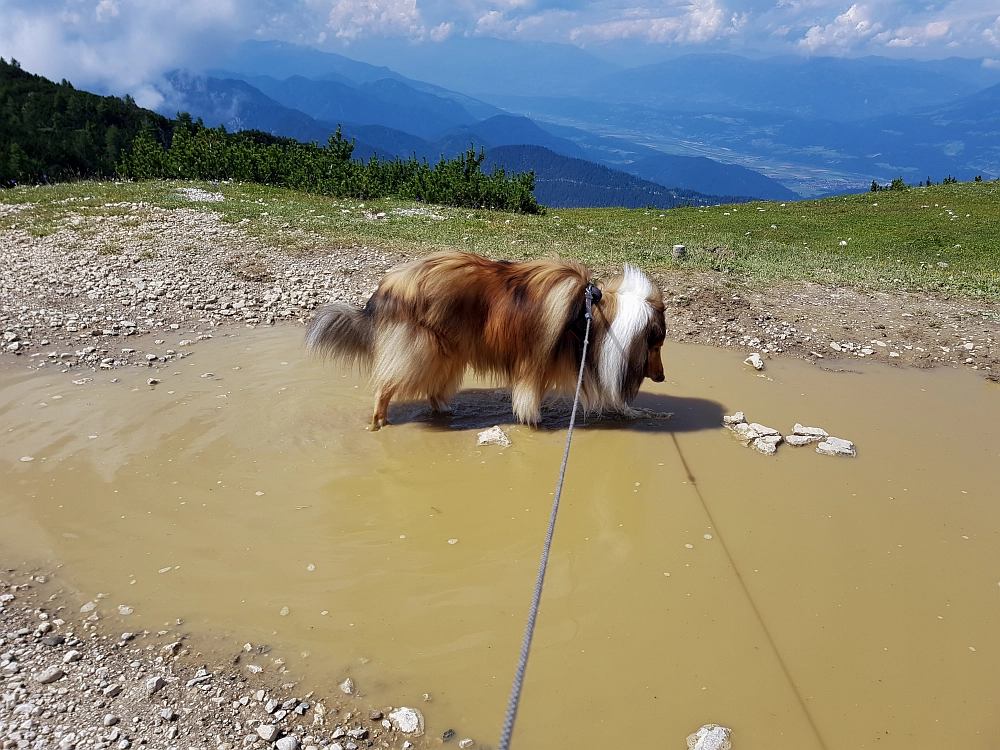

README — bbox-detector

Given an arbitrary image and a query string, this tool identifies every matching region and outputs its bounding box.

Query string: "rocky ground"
[0,200,996,377]
[0,569,434,750]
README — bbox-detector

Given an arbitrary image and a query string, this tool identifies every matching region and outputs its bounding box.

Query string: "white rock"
[35,665,65,684]
[792,424,828,437]
[388,707,425,735]
[722,411,745,425]
[751,437,778,455]
[748,423,780,437]
[817,437,856,457]
[338,677,354,694]
[743,353,764,370]
[256,725,279,742]
[830,342,842,351]
[275,737,299,750]
[477,425,511,447]
[729,422,759,442]
[785,434,823,446]
[687,723,733,750]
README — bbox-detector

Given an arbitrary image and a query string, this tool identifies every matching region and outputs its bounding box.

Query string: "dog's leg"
[428,395,453,413]
[511,380,544,425]
[371,388,395,431]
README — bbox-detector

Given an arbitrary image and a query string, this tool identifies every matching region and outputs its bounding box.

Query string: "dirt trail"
[1,207,996,376]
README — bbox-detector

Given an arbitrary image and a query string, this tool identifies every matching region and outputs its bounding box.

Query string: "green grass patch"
[3,179,999,301]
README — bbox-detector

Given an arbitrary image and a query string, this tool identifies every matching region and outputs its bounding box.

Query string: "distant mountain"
[235,74,477,140]
[482,146,750,209]
[159,72,336,143]
[553,54,1000,122]
[340,36,619,98]
[214,40,504,120]
[622,153,799,201]
[440,116,588,159]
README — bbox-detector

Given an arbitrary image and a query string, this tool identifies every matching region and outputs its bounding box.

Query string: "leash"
[498,282,601,750]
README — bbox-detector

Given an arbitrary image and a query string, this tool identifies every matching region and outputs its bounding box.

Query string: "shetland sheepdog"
[306,251,666,430]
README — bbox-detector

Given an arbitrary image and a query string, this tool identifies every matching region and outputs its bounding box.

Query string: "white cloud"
[798,3,881,52]
[569,0,741,44]
[883,20,949,48]
[984,15,1000,47]
[0,0,242,103]
[429,21,453,41]
[327,0,425,40]
[95,0,120,22]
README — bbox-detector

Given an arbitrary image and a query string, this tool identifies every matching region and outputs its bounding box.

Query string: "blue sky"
[3,0,1000,100]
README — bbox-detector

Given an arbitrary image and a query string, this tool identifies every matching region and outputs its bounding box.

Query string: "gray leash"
[498,284,600,750]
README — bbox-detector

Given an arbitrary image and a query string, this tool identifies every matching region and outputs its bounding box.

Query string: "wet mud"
[2,329,999,749]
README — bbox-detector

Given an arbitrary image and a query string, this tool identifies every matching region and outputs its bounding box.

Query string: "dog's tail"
[305,303,375,366]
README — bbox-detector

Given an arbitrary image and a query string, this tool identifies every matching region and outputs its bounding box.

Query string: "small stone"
[748,423,780,436]
[117,739,130,750]
[146,676,166,694]
[816,437,857,457]
[743,353,765,370]
[166,726,178,740]
[751,437,778,455]
[346,729,368,740]
[722,411,745,425]
[256,725,279,742]
[476,425,511,447]
[687,723,733,750]
[266,698,279,713]
[103,715,119,727]
[729,422,759,442]
[37,620,53,633]
[294,702,309,715]
[160,709,177,722]
[388,707,424,735]
[792,424,828,438]
[147,378,160,386]
[103,684,122,697]
[785,434,822,446]
[35,665,65,684]
[275,737,299,750]
[63,649,83,663]
[20,455,34,462]
[458,741,474,749]
[331,728,346,739]
[369,710,383,721]
[339,677,354,694]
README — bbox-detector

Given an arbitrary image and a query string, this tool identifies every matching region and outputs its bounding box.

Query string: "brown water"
[2,330,999,749]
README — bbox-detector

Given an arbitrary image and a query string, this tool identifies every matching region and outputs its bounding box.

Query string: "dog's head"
[595,264,666,404]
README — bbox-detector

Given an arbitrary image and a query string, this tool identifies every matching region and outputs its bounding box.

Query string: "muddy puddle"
[2,329,999,749]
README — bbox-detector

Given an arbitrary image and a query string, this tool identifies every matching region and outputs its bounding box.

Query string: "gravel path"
[1,198,996,376]
[1,569,428,750]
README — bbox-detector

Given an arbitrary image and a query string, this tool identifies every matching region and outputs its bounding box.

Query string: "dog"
[306,251,666,430]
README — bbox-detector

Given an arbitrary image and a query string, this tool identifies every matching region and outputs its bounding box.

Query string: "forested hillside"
[0,58,171,185]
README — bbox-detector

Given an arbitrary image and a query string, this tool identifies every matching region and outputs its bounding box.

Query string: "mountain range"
[153,40,1000,201]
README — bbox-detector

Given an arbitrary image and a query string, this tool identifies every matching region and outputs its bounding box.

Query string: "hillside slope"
[482,145,748,208]
[0,58,170,185]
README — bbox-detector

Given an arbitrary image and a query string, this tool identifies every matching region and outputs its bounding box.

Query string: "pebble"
[276,737,300,750]
[785,434,821,446]
[257,725,280,742]
[687,723,733,750]
[458,740,474,749]
[338,677,354,694]
[160,708,178,721]
[792,423,829,438]
[369,710,383,721]
[477,425,511,447]
[751,436,779,455]
[146,675,166,693]
[103,714,119,726]
[388,707,425,735]
[816,436,857,457]
[63,649,83,663]
[35,665,65,684]
[20,456,34,462]
[743,352,765,370]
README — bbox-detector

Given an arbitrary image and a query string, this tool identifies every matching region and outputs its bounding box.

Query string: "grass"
[2,179,999,301]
